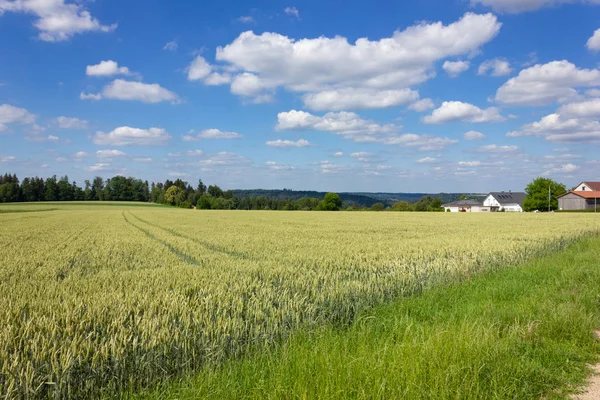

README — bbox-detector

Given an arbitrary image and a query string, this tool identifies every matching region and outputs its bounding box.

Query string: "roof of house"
[442,199,483,207]
[579,182,600,191]
[488,192,526,206]
[557,190,600,199]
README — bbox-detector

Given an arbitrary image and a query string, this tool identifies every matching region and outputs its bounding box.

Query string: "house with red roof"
[557,181,600,211]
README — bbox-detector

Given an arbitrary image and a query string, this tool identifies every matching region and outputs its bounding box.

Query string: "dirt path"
[572,331,600,400]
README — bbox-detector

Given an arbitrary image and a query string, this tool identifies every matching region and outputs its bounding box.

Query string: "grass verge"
[134,235,600,400]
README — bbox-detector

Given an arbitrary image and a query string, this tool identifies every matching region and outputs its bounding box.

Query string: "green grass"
[0,208,58,214]
[135,235,600,400]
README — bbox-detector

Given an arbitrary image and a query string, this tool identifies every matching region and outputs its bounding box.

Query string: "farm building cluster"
[442,181,600,212]
[442,192,526,213]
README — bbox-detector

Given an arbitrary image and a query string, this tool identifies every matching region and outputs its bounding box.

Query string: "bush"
[178,201,193,209]
[197,195,212,210]
[370,202,385,211]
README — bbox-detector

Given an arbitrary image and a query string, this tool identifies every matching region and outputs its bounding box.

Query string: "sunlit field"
[1,203,599,398]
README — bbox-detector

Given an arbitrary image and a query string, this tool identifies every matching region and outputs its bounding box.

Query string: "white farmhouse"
[442,199,488,212]
[483,192,526,212]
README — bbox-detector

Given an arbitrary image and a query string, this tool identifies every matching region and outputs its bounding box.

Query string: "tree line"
[0,173,445,211]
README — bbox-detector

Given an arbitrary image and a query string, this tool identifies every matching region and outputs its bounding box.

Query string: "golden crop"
[0,205,598,398]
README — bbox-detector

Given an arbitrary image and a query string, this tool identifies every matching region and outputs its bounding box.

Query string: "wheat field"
[1,204,598,399]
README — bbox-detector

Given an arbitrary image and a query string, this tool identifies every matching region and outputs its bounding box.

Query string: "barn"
[557,181,600,211]
[558,191,600,211]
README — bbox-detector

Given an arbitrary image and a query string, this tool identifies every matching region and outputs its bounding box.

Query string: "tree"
[92,176,104,201]
[524,177,566,212]
[391,201,412,211]
[196,179,207,195]
[319,192,342,211]
[165,186,186,206]
[197,195,212,209]
[428,198,444,212]
[370,202,385,211]
[208,185,223,198]
[44,176,59,201]
[413,195,433,212]
[57,176,74,201]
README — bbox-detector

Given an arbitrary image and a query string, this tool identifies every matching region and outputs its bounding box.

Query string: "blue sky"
[1,0,600,193]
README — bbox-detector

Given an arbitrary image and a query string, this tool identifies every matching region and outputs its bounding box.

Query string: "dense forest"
[233,189,465,207]
[0,173,451,211]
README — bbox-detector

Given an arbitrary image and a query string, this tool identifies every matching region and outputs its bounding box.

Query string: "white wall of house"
[483,195,523,212]
[483,195,500,208]
[575,182,593,191]
[501,204,523,212]
[443,206,491,213]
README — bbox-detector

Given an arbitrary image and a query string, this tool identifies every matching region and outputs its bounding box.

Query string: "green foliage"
[207,185,224,198]
[524,177,566,212]
[165,186,186,206]
[391,201,411,211]
[319,192,342,211]
[178,201,193,209]
[197,195,212,210]
[370,202,385,211]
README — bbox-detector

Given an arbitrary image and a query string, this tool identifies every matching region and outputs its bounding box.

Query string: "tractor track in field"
[121,212,201,266]
[127,211,256,262]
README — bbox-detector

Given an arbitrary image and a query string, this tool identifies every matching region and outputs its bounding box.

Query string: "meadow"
[1,203,599,398]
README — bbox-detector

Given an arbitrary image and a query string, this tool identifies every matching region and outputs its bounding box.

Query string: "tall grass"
[140,235,600,399]
[0,207,599,398]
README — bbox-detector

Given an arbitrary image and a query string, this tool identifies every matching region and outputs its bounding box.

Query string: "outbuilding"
[557,191,600,211]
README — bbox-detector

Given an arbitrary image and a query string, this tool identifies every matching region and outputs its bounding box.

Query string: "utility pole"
[548,185,551,212]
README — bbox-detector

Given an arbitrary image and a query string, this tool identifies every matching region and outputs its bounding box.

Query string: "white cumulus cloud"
[443,61,470,78]
[495,60,600,106]
[86,60,132,77]
[478,58,512,76]
[96,149,126,158]
[93,126,172,146]
[463,130,486,140]
[588,29,600,51]
[0,0,116,42]
[210,13,501,109]
[187,56,212,81]
[303,88,419,111]
[81,79,179,103]
[0,104,35,131]
[423,101,505,124]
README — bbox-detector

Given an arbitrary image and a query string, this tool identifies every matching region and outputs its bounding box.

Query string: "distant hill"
[232,189,482,208]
